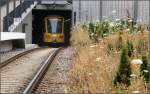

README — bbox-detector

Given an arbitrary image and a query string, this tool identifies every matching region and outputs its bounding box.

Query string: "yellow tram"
[43,16,64,43]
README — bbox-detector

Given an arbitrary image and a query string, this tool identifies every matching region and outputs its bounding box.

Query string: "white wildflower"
[131,59,143,64]
[89,73,92,76]
[132,90,140,94]
[130,74,136,77]
[134,25,138,28]
[98,38,102,41]
[128,19,133,22]
[112,10,117,14]
[126,28,130,31]
[109,22,115,27]
[100,46,104,49]
[91,33,95,36]
[95,57,101,62]
[115,19,120,22]
[103,34,107,36]
[116,23,121,26]
[143,70,149,73]
[90,45,98,48]
[133,49,136,52]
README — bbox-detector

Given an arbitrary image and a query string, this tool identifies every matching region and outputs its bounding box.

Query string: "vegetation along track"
[0,47,56,93]
[23,47,62,94]
[0,47,44,68]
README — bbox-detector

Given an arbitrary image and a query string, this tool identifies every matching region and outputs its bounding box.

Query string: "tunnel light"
[41,0,67,5]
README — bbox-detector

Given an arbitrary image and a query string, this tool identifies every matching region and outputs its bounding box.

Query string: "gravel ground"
[0,48,54,93]
[34,47,75,93]
[0,44,39,63]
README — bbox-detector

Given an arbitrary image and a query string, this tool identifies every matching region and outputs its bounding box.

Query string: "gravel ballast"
[34,47,75,93]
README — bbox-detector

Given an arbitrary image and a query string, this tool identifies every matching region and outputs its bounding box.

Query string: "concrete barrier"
[0,32,25,41]
[0,32,25,52]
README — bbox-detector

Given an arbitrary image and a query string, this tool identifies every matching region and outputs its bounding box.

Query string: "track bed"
[0,48,53,93]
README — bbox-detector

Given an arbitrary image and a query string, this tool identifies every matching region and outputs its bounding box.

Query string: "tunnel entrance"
[32,9,72,47]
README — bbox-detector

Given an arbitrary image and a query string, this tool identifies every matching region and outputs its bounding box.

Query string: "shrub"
[114,47,132,86]
[88,22,98,42]
[127,40,134,57]
[88,22,94,39]
[140,55,149,82]
[96,23,104,38]
[101,21,110,35]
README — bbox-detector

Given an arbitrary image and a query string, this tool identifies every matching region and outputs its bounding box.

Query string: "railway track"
[0,47,57,93]
[0,47,43,68]
[23,47,62,94]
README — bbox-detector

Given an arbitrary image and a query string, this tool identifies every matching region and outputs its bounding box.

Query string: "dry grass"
[66,25,149,93]
[71,25,91,48]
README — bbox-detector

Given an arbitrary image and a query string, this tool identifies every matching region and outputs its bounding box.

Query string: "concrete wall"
[0,0,33,52]
[0,39,26,52]
[73,1,150,24]
[0,1,34,43]
[24,12,32,44]
[12,10,32,44]
[0,40,12,52]
[0,4,7,32]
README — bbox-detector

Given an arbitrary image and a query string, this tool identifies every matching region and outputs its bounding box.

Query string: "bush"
[96,23,104,38]
[127,40,134,57]
[114,47,132,86]
[140,55,149,82]
[88,22,98,42]
[101,21,109,35]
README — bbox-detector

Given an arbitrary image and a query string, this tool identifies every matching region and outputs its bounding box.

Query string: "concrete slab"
[0,32,25,41]
[0,32,25,52]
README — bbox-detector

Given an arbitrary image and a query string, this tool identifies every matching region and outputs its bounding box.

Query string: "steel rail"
[0,47,45,68]
[23,47,62,94]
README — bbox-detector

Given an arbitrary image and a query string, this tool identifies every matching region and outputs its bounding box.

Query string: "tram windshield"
[47,18,63,34]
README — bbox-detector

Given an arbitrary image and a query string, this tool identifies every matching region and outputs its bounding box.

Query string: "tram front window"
[47,18,63,34]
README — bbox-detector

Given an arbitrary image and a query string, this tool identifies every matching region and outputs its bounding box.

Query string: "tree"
[127,40,134,57]
[140,55,149,82]
[114,47,132,86]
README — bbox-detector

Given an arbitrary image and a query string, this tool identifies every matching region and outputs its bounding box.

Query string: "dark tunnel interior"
[32,9,72,47]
